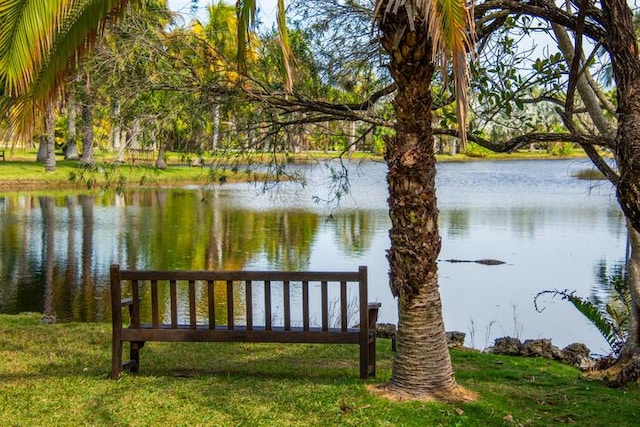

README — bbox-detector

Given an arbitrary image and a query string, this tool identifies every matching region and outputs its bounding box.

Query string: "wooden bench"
[110,265,381,379]
[127,148,155,164]
[0,149,5,161]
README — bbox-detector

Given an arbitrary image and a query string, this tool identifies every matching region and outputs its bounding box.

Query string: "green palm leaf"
[566,294,619,349]
[0,0,131,139]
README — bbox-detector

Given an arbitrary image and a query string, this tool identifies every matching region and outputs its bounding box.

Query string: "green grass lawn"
[1,313,637,426]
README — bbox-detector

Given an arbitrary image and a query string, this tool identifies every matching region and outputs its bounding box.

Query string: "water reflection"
[0,159,628,352]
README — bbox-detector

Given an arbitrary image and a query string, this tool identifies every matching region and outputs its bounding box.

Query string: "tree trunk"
[604,0,640,231]
[65,90,80,160]
[36,138,47,162]
[155,143,167,169]
[80,75,94,166]
[602,0,640,364]
[131,118,141,149]
[45,103,56,172]
[348,121,357,156]
[80,98,94,165]
[212,103,220,153]
[110,102,122,150]
[621,219,640,358]
[552,23,616,138]
[375,5,465,400]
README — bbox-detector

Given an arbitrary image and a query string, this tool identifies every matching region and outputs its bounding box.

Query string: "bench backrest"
[110,265,369,334]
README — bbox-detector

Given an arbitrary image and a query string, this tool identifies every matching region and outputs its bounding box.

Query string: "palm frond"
[567,294,619,349]
[276,0,292,93]
[0,0,130,140]
[0,0,73,95]
[236,0,256,72]
[374,0,475,144]
[535,289,624,352]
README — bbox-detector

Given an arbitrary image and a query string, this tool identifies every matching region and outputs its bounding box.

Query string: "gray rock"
[374,325,466,349]
[376,323,396,339]
[522,339,563,360]
[491,337,524,355]
[446,331,466,348]
[561,343,595,370]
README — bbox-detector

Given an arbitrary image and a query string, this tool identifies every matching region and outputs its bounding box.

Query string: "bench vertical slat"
[110,265,123,379]
[189,280,197,329]
[302,280,309,331]
[284,280,291,331]
[340,280,348,332]
[131,280,140,328]
[321,280,328,331]
[151,280,159,328]
[358,266,369,379]
[170,280,178,328]
[265,280,272,331]
[207,280,215,330]
[226,280,234,330]
[245,280,253,331]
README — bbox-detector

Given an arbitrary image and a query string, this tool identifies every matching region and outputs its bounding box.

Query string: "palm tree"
[239,0,475,399]
[372,0,473,399]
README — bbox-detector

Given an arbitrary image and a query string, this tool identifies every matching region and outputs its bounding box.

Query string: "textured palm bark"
[377,7,458,397]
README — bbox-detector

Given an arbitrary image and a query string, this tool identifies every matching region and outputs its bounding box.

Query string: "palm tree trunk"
[65,88,80,160]
[80,73,94,165]
[377,5,460,398]
[45,103,56,172]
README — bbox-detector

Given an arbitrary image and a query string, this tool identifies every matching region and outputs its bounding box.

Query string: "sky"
[166,0,278,28]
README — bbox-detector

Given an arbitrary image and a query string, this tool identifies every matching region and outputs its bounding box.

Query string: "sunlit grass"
[1,313,638,425]
[0,152,260,192]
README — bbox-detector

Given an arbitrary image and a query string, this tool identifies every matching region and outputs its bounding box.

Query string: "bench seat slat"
[121,325,360,344]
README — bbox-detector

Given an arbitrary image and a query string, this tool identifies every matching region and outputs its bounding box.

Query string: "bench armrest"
[367,302,381,331]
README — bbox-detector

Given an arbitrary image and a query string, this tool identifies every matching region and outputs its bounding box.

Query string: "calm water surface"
[0,159,625,353]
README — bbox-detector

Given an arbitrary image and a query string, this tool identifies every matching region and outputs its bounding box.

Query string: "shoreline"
[0,150,598,192]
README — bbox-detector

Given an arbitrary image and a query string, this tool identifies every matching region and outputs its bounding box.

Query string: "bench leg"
[127,341,145,373]
[368,332,377,378]
[111,338,123,379]
[360,341,369,379]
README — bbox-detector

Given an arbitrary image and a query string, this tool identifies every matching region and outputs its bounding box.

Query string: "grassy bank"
[1,313,637,426]
[0,157,253,192]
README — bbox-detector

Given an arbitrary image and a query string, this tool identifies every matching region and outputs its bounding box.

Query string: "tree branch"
[435,128,614,152]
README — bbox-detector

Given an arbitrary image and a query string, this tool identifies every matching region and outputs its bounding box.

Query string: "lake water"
[0,158,626,354]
